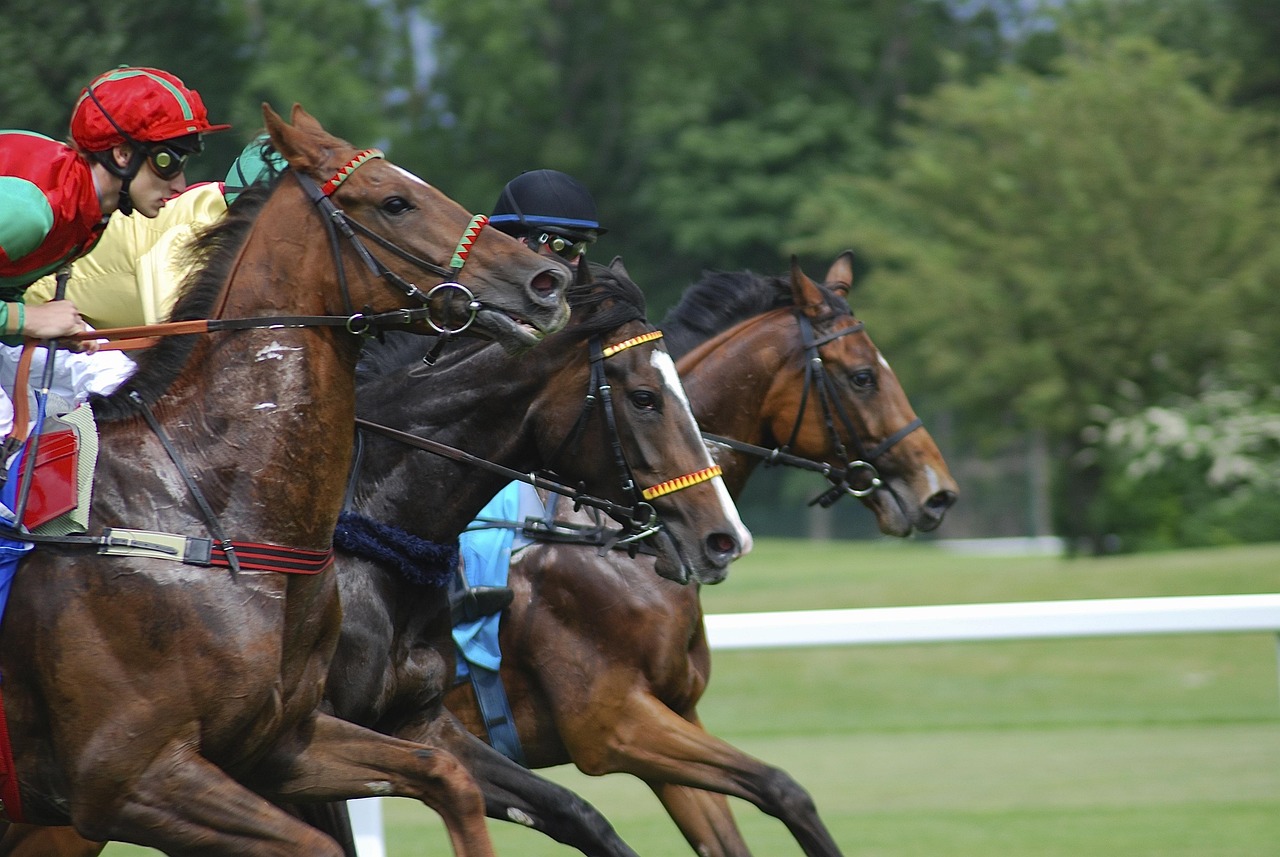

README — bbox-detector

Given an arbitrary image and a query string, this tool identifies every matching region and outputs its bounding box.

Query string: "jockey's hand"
[22,300,99,353]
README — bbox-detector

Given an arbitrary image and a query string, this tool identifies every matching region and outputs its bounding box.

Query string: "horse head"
[535,258,751,585]
[769,253,957,534]
[260,104,570,350]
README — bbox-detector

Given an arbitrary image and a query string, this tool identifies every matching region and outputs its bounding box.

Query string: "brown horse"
[304,259,749,856]
[7,261,750,857]
[444,256,958,856]
[0,104,572,856]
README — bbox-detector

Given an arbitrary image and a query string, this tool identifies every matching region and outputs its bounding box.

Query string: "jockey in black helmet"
[489,169,606,263]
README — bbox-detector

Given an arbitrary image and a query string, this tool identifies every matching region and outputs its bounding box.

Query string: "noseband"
[293,148,490,336]
[704,309,921,508]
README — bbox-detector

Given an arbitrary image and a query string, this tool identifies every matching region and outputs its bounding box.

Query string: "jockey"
[0,65,231,467]
[0,66,230,342]
[25,134,286,329]
[451,170,606,624]
[489,169,606,264]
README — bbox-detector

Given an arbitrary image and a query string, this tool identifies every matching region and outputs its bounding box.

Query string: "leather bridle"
[703,308,922,508]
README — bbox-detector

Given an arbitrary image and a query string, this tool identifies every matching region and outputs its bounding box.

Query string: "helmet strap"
[84,86,152,216]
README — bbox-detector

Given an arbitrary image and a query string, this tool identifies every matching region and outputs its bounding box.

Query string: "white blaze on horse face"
[650,349,753,554]
[877,350,892,372]
[389,164,432,188]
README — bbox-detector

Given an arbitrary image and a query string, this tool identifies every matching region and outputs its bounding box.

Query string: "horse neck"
[154,202,365,548]
[353,341,563,541]
[676,309,795,498]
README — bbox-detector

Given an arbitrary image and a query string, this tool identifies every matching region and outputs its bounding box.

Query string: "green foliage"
[791,34,1280,545]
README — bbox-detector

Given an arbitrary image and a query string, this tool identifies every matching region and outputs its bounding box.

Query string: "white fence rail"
[352,592,1280,856]
[703,593,1280,649]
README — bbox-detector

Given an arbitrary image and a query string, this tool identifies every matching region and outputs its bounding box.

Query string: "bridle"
[350,328,725,555]
[292,148,492,337]
[546,329,722,549]
[703,307,922,508]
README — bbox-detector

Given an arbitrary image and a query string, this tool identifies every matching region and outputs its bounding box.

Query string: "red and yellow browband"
[641,465,724,501]
[602,330,663,358]
[320,148,385,196]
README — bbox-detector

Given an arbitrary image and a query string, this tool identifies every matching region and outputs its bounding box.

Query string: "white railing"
[702,592,1280,648]
[351,592,1280,855]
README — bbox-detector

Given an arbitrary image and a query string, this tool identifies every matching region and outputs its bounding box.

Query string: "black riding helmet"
[490,169,606,247]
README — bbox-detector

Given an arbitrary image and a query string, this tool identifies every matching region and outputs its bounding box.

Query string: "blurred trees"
[4,0,1276,548]
[790,35,1280,549]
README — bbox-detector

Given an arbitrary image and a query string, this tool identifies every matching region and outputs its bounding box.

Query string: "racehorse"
[443,255,958,856]
[0,104,573,856]
[313,258,749,855]
[5,261,750,856]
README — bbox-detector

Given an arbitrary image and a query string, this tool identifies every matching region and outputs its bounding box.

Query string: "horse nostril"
[530,270,559,296]
[706,532,738,562]
[926,490,958,515]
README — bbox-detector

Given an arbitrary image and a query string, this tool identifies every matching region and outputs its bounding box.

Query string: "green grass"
[101,539,1280,856]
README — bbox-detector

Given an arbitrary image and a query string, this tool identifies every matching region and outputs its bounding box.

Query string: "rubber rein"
[0,152,495,575]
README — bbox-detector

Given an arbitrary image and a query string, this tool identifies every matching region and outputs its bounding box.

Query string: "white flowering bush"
[1084,386,1280,549]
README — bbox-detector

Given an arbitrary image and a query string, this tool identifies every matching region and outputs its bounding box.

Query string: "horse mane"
[658,269,845,360]
[89,182,277,422]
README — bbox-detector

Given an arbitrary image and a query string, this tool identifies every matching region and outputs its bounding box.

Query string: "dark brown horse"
[0,105,572,856]
[7,261,750,857]
[306,258,750,855]
[444,256,958,856]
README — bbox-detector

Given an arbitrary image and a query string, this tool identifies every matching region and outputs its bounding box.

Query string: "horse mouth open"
[474,308,551,350]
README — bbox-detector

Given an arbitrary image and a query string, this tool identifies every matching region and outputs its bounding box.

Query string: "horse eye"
[630,390,658,410]
[381,196,414,215]
[850,369,876,389]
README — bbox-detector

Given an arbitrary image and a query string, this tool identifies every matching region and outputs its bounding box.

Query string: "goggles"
[146,144,192,180]
[531,231,589,261]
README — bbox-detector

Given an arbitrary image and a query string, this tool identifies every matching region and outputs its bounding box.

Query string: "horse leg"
[649,784,752,857]
[426,710,641,857]
[0,824,104,857]
[249,712,495,857]
[561,693,843,857]
[81,744,343,856]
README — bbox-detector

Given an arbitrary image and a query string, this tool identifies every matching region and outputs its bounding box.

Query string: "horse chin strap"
[293,150,488,340]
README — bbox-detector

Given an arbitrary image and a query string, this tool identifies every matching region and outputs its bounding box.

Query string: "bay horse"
[0,104,573,856]
[7,260,750,857]
[443,255,959,856]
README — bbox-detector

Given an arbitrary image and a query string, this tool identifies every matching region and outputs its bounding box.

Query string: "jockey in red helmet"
[0,66,228,342]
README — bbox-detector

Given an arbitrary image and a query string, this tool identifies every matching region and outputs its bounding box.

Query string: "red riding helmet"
[70,66,230,153]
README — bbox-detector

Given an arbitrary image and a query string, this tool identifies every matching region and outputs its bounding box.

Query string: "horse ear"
[575,255,593,286]
[825,250,872,297]
[263,103,319,175]
[608,256,632,281]
[789,256,825,316]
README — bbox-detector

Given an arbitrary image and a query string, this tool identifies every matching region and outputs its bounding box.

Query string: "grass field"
[101,539,1280,856]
